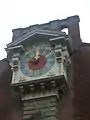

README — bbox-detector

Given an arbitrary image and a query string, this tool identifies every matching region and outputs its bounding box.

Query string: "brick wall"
[58,44,90,120]
[73,44,90,120]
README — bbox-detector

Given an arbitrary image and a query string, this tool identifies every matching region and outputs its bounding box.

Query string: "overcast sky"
[0,0,89,59]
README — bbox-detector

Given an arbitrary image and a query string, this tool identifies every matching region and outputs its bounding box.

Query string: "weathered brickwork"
[73,44,90,120]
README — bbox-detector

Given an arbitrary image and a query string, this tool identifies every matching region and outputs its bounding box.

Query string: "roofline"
[82,42,90,46]
[7,29,66,47]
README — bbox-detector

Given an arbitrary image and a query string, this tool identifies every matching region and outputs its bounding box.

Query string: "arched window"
[60,25,68,35]
[61,28,68,35]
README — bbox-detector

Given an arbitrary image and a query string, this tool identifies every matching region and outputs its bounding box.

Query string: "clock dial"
[20,43,55,77]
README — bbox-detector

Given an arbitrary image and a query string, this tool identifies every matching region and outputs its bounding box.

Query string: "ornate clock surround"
[5,30,72,85]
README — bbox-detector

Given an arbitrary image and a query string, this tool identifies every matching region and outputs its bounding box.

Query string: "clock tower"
[6,22,72,120]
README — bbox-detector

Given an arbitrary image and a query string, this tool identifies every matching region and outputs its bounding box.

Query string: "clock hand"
[35,46,40,60]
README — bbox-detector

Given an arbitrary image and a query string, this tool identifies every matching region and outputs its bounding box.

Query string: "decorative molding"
[7,29,65,47]
[51,80,56,87]
[40,82,45,89]
[20,86,24,93]
[22,89,59,100]
[29,84,35,91]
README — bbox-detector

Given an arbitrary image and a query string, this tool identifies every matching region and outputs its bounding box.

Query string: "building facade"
[0,15,90,120]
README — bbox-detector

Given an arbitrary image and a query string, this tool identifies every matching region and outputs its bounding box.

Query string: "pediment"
[7,29,66,47]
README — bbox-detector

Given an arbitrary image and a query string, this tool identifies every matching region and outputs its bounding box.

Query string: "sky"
[0,0,90,59]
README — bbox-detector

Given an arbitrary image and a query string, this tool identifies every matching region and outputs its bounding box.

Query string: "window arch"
[60,25,68,35]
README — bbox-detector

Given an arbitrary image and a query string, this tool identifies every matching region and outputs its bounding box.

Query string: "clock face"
[20,43,55,77]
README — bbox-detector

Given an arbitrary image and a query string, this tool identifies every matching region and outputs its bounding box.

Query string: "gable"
[7,29,65,47]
